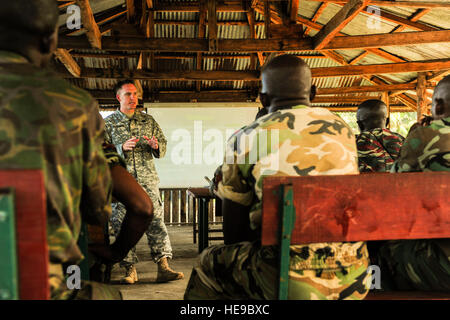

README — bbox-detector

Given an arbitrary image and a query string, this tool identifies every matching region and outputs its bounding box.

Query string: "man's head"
[260,54,315,112]
[115,80,139,115]
[431,76,450,120]
[356,99,389,132]
[0,0,59,67]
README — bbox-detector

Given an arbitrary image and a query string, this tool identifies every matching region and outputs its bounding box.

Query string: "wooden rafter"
[304,2,329,36]
[54,48,81,78]
[74,0,102,49]
[314,0,370,50]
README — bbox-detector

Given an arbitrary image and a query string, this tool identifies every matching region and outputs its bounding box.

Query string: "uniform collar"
[0,50,29,64]
[115,109,146,122]
[291,105,310,110]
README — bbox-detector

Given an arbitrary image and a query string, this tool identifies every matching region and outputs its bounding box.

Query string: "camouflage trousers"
[184,241,370,300]
[377,239,450,291]
[110,186,172,267]
[49,263,122,300]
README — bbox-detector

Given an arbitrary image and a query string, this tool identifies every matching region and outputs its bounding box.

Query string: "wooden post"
[416,72,428,121]
[381,91,391,128]
[264,0,271,39]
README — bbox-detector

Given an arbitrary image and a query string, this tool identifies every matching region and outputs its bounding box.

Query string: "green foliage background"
[336,112,416,137]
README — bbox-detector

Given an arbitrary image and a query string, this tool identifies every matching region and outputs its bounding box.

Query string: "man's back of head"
[260,54,314,112]
[356,99,389,132]
[432,75,450,120]
[0,0,59,66]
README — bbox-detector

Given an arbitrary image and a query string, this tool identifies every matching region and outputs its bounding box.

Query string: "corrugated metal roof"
[58,0,450,109]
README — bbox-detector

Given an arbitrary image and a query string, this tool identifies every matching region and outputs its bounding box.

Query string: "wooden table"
[187,188,222,253]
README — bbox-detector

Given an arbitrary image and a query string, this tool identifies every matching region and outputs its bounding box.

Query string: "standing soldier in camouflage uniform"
[377,76,450,291]
[356,99,405,173]
[104,80,184,283]
[0,0,144,299]
[184,55,371,300]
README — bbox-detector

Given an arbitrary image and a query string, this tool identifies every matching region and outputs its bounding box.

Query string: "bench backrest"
[0,170,48,300]
[262,172,450,246]
[261,172,450,300]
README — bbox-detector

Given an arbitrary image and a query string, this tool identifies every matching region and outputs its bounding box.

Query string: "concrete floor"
[109,225,221,300]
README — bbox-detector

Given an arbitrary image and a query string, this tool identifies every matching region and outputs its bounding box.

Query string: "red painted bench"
[261,172,450,300]
[0,170,48,300]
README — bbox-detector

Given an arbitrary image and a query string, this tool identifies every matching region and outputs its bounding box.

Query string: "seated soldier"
[0,0,152,300]
[356,99,405,173]
[378,76,450,291]
[184,55,371,300]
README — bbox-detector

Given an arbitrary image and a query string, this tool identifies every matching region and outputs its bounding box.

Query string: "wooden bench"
[0,170,48,300]
[261,172,450,300]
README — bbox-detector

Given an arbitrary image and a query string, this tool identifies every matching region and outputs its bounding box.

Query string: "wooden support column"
[416,72,428,121]
[381,91,391,128]
[197,0,207,92]
[246,8,259,90]
[290,0,300,23]
[207,0,218,51]
[264,0,271,39]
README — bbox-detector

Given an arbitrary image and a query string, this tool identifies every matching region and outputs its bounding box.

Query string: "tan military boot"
[121,265,138,284]
[156,257,184,283]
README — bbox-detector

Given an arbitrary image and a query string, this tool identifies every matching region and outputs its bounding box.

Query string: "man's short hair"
[114,80,136,96]
[0,0,59,36]
[357,99,387,121]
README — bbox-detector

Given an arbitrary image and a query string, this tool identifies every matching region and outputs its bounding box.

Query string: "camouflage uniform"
[184,106,371,300]
[356,128,404,173]
[0,50,120,300]
[104,109,172,266]
[378,117,450,291]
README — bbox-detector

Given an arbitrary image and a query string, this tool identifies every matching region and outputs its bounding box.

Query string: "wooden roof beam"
[314,0,370,50]
[309,1,450,8]
[316,83,420,95]
[61,58,450,80]
[58,30,450,52]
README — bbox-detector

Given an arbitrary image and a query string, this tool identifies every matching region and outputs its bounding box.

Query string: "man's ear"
[357,120,365,132]
[116,93,122,103]
[385,117,390,128]
[39,31,58,55]
[310,85,317,102]
[259,92,270,108]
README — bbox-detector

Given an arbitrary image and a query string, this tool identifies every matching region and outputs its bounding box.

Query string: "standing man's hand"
[122,137,139,151]
[143,135,158,149]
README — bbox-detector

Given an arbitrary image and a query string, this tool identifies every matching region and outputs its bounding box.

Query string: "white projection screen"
[145,103,260,188]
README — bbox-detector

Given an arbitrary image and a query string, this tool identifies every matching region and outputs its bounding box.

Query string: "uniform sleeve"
[151,117,167,158]
[391,128,423,173]
[216,135,253,206]
[104,120,125,159]
[102,142,127,168]
[80,100,113,226]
